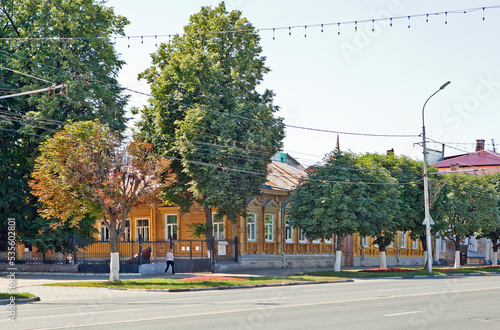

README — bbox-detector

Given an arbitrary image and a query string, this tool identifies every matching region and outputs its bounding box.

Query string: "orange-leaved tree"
[30,120,175,281]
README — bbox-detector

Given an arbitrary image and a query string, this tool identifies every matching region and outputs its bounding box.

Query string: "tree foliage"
[288,152,402,254]
[0,0,129,241]
[29,120,175,280]
[135,2,285,239]
[438,174,500,251]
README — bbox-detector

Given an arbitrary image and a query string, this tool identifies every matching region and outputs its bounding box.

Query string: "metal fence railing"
[0,236,240,266]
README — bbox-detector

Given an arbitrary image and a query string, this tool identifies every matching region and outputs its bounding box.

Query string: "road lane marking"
[32,285,500,329]
[0,308,142,322]
[377,288,402,292]
[384,311,422,317]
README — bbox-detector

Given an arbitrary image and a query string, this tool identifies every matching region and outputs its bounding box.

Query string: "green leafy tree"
[29,121,175,281]
[354,154,402,268]
[22,213,98,259]
[361,153,446,265]
[287,152,401,270]
[0,0,129,243]
[135,2,285,240]
[439,174,499,268]
[477,172,500,265]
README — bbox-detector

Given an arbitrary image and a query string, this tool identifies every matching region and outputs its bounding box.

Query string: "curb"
[0,297,41,305]
[382,271,500,280]
[107,279,354,293]
[0,272,141,276]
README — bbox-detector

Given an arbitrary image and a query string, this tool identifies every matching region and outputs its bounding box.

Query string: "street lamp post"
[422,81,450,273]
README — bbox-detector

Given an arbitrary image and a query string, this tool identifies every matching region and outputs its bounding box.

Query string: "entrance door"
[343,235,354,266]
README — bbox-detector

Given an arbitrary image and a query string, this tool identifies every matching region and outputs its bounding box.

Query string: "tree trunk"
[379,245,387,269]
[454,241,461,269]
[109,220,120,282]
[204,206,213,242]
[422,237,428,269]
[334,235,343,272]
[492,243,498,266]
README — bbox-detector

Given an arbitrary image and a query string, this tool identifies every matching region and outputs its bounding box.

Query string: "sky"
[105,0,500,168]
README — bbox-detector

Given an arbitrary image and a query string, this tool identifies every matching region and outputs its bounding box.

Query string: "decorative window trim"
[285,218,294,243]
[412,238,419,250]
[135,218,150,241]
[122,219,131,241]
[247,213,257,242]
[165,214,178,241]
[299,229,307,243]
[400,231,407,249]
[361,236,369,247]
[99,222,109,241]
[265,214,274,242]
[213,213,225,240]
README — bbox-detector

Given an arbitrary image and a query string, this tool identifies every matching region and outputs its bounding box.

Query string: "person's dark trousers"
[165,261,175,274]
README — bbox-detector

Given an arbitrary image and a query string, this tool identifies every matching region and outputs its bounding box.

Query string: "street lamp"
[422,81,450,273]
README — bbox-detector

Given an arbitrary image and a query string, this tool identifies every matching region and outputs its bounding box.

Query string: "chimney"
[476,139,485,152]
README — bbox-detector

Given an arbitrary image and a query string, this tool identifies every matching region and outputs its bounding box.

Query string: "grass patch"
[44,275,344,290]
[0,292,36,299]
[305,266,500,278]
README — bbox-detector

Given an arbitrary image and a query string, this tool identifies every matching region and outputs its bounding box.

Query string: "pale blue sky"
[106,0,500,167]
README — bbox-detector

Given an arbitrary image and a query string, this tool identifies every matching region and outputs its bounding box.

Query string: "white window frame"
[265,214,274,242]
[285,218,294,243]
[165,214,178,240]
[361,236,369,247]
[122,219,131,241]
[247,214,257,242]
[400,231,407,248]
[135,218,150,241]
[299,229,307,243]
[440,238,446,252]
[324,236,333,244]
[99,222,109,241]
[412,238,419,250]
[212,213,225,240]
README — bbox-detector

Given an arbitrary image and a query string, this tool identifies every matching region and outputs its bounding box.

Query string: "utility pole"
[422,81,450,273]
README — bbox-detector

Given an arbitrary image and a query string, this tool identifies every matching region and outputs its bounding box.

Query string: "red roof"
[434,150,500,168]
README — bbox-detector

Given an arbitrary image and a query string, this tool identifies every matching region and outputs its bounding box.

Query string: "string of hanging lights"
[0,5,496,44]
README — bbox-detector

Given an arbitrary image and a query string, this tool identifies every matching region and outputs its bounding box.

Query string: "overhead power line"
[0,49,418,138]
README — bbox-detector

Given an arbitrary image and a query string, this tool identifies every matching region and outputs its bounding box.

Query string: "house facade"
[11,154,425,271]
[121,155,424,270]
[433,139,500,265]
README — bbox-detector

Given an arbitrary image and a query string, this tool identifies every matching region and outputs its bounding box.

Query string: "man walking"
[165,249,175,275]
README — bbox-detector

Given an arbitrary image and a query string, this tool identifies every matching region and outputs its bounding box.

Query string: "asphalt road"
[2,274,500,329]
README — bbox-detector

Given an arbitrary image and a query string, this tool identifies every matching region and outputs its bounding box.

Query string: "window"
[440,238,446,252]
[361,236,369,247]
[122,220,131,241]
[312,238,321,244]
[99,222,109,241]
[165,215,178,240]
[265,214,274,242]
[400,232,407,248]
[247,214,256,241]
[412,238,419,250]
[325,236,333,244]
[299,229,307,243]
[212,213,224,240]
[285,217,294,243]
[136,218,150,241]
